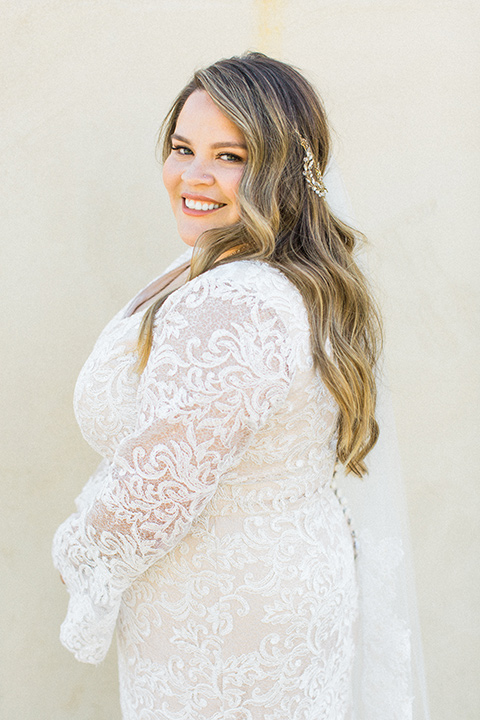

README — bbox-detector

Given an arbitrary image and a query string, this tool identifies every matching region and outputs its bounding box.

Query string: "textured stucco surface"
[1,1,478,718]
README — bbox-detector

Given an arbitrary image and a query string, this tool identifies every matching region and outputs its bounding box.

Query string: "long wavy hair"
[137,52,382,477]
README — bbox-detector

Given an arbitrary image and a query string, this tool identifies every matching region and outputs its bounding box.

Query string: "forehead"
[175,90,244,142]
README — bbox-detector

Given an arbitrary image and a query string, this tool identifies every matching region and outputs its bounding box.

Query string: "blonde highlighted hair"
[137,52,382,477]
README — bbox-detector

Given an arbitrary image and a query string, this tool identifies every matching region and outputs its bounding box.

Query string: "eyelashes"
[171,145,193,155]
[219,152,244,163]
[170,145,245,163]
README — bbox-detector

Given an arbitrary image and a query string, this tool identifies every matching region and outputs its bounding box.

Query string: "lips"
[181,195,226,216]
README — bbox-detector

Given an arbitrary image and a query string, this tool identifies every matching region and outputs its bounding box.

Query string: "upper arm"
[51,270,296,664]
[87,278,295,551]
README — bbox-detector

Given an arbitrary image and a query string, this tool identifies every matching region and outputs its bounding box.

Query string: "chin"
[179,234,197,247]
[178,225,215,248]
[176,224,200,247]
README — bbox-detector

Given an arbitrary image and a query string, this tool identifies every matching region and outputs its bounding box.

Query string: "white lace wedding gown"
[52,250,370,719]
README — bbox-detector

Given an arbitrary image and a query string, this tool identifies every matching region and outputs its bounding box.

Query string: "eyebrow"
[171,133,247,150]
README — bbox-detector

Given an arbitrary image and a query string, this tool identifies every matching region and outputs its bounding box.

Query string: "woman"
[53,53,424,719]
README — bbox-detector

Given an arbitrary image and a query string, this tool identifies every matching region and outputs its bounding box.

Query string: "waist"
[201,476,331,518]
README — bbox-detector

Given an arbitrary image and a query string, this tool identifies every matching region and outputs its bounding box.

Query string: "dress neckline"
[124,261,191,318]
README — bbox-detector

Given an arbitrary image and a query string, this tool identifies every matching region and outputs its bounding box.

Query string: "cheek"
[226,169,244,204]
[162,157,178,198]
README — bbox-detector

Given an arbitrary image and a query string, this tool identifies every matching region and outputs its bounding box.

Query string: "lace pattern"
[53,255,412,719]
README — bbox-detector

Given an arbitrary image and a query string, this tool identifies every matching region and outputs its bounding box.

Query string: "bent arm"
[52,277,294,663]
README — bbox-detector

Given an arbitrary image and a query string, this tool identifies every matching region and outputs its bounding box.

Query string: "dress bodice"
[73,257,339,492]
[53,253,345,670]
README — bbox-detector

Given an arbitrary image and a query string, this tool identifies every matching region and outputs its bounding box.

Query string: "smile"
[185,198,223,211]
[182,197,226,215]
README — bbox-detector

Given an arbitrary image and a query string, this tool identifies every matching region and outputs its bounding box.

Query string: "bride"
[53,52,429,720]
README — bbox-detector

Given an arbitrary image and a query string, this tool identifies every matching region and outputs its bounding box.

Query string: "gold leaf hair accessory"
[297,133,327,198]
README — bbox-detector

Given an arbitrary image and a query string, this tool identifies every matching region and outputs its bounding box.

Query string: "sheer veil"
[324,159,430,719]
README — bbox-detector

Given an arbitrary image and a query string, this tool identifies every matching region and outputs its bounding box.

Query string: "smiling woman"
[162,90,247,246]
[52,52,426,720]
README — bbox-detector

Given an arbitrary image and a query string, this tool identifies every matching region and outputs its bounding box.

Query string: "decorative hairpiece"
[297,133,327,198]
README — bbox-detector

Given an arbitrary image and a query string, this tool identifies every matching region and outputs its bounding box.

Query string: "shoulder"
[158,260,312,368]
[171,260,307,322]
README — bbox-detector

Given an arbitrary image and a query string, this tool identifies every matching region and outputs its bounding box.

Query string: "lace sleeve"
[73,459,112,514]
[52,275,294,664]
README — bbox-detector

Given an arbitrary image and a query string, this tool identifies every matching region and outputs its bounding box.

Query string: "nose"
[181,157,214,186]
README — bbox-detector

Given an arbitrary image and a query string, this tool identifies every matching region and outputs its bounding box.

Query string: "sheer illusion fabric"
[53,163,429,720]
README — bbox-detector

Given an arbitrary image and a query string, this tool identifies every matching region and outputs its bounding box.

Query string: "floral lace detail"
[53,258,360,719]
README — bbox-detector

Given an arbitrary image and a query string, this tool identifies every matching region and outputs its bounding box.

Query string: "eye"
[218,152,245,163]
[171,145,193,156]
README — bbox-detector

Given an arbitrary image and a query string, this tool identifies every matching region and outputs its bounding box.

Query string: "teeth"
[184,198,221,211]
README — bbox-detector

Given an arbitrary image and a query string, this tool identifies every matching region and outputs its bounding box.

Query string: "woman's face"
[163,90,247,247]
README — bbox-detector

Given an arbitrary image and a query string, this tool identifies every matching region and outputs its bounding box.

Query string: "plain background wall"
[1,1,478,718]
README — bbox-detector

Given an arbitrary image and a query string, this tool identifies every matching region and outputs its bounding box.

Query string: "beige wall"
[1,1,478,718]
